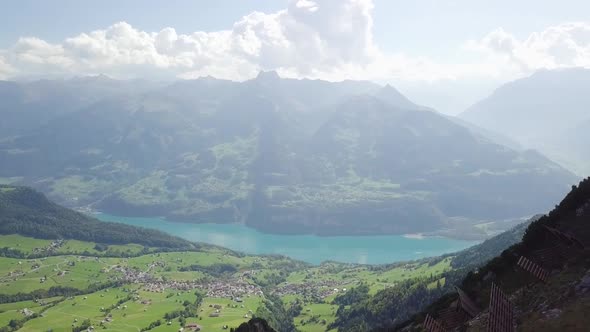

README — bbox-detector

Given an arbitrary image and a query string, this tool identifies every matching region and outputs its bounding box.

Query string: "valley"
[1,2,589,331]
[0,185,526,332]
[0,75,577,238]
[0,71,587,331]
[0,234,453,332]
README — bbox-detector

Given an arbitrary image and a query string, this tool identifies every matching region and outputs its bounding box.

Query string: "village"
[273,279,348,298]
[31,239,66,254]
[0,243,359,332]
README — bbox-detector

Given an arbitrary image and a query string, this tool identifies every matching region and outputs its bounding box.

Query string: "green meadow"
[0,235,454,331]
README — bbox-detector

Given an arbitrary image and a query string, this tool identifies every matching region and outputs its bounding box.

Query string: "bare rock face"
[576,199,590,217]
[483,271,496,282]
[575,270,590,295]
[542,308,563,320]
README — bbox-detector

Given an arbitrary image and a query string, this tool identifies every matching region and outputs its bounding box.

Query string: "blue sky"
[1,0,589,113]
[0,1,285,47]
[2,0,588,53]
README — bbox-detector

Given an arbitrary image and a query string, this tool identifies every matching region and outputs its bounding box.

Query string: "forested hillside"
[328,215,531,330]
[0,185,194,249]
[326,178,590,331]
[397,177,590,331]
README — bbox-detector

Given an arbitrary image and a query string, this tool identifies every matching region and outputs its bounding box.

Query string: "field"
[0,235,53,255]
[284,258,452,294]
[282,294,339,332]
[0,234,454,331]
[194,296,262,330]
[0,298,61,327]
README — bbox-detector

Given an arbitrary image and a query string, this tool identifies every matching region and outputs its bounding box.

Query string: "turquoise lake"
[96,213,478,265]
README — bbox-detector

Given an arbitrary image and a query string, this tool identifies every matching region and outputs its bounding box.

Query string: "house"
[185,323,201,331]
[209,312,220,317]
[21,308,34,317]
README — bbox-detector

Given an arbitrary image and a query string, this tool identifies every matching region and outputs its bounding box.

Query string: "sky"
[1,0,589,113]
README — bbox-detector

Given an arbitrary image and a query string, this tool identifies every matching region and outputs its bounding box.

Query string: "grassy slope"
[0,235,459,332]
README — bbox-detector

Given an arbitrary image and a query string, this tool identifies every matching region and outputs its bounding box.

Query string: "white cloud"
[295,0,319,12]
[467,22,590,75]
[1,0,379,81]
[1,0,589,83]
[0,55,16,79]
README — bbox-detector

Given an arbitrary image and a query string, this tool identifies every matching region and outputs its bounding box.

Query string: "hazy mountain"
[460,67,590,175]
[0,76,163,138]
[375,84,422,110]
[0,74,578,236]
[444,116,523,151]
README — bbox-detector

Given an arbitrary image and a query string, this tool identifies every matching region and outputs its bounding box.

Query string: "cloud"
[2,0,378,81]
[0,55,16,79]
[1,0,589,83]
[467,22,590,74]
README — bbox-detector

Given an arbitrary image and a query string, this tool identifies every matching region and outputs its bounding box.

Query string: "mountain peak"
[255,70,281,81]
[382,83,398,91]
[375,84,419,110]
[72,73,115,83]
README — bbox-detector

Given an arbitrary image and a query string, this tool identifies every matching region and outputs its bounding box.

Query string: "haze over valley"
[461,68,590,175]
[0,72,578,240]
[1,1,590,331]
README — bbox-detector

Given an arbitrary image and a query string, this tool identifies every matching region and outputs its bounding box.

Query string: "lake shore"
[81,206,498,241]
[94,212,479,265]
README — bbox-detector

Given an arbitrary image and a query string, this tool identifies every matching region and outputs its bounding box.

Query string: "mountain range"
[0,72,578,237]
